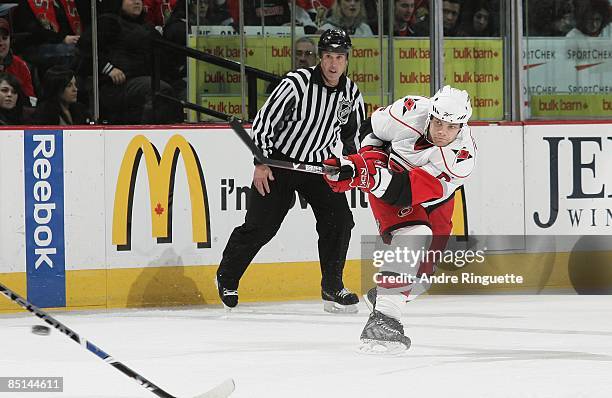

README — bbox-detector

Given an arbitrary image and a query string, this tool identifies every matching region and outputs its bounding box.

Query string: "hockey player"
[323,85,476,353]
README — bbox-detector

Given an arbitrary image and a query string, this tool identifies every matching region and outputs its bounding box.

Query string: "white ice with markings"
[1,295,612,397]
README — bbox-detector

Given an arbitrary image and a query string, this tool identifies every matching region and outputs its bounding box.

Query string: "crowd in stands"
[198,0,505,37]
[527,0,611,37]
[0,0,609,127]
[194,0,501,38]
[2,0,183,126]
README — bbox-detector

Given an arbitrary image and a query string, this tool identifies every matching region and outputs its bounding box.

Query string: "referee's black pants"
[217,167,354,292]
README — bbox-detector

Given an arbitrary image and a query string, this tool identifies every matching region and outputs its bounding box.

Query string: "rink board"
[0,122,611,312]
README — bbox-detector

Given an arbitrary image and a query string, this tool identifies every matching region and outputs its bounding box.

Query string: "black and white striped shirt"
[252,65,366,163]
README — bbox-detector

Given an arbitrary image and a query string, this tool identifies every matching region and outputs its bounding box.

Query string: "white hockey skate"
[358,310,411,355]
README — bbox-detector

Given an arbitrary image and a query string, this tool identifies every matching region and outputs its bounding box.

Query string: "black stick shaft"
[0,282,175,398]
[228,118,339,175]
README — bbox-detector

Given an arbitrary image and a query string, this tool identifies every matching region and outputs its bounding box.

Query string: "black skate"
[216,277,238,310]
[358,310,411,355]
[322,287,359,314]
[363,287,377,312]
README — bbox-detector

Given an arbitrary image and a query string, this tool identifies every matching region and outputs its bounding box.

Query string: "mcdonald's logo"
[112,135,211,250]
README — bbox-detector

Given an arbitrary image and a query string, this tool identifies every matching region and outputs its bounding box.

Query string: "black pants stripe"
[217,167,354,292]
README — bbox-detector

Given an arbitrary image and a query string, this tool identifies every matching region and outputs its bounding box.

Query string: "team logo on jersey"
[337,98,352,124]
[398,206,413,217]
[452,148,472,164]
[402,97,420,115]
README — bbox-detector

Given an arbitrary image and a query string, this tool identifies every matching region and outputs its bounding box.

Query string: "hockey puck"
[31,325,51,336]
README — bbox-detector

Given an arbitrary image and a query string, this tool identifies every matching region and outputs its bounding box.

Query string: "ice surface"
[1,295,612,397]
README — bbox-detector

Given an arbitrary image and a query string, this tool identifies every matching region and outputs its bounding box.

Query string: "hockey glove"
[323,156,357,192]
[323,146,388,193]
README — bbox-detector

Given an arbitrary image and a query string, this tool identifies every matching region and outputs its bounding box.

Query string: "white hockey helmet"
[426,85,473,131]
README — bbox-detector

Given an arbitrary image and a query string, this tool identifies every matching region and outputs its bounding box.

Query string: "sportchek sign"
[523,38,612,118]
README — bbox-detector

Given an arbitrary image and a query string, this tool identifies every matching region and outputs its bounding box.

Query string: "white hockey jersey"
[365,95,477,208]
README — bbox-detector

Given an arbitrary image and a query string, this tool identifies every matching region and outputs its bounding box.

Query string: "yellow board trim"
[0,273,27,312]
[2,251,611,314]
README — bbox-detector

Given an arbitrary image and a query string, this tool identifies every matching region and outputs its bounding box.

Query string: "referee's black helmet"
[318,29,352,57]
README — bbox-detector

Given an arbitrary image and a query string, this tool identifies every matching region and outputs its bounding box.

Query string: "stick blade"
[192,378,235,398]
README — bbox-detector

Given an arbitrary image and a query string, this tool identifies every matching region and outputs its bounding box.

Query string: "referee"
[216,29,365,313]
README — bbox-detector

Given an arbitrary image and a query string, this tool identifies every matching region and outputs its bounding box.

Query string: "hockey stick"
[0,282,235,398]
[228,118,339,176]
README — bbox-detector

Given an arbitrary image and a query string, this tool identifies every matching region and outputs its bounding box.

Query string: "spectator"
[458,0,497,36]
[0,18,36,105]
[0,72,26,125]
[550,0,575,35]
[294,36,318,68]
[164,0,188,46]
[187,0,233,26]
[266,36,318,93]
[12,0,81,73]
[162,0,189,101]
[227,0,322,31]
[293,2,320,33]
[320,0,373,36]
[526,0,576,36]
[296,0,334,30]
[32,66,89,125]
[566,0,611,38]
[393,0,417,36]
[410,0,432,36]
[144,0,178,27]
[227,0,290,26]
[363,0,379,34]
[78,0,181,124]
[442,0,462,36]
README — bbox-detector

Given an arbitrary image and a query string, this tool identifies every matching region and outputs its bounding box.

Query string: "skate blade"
[357,339,410,356]
[323,300,358,314]
[363,294,375,312]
